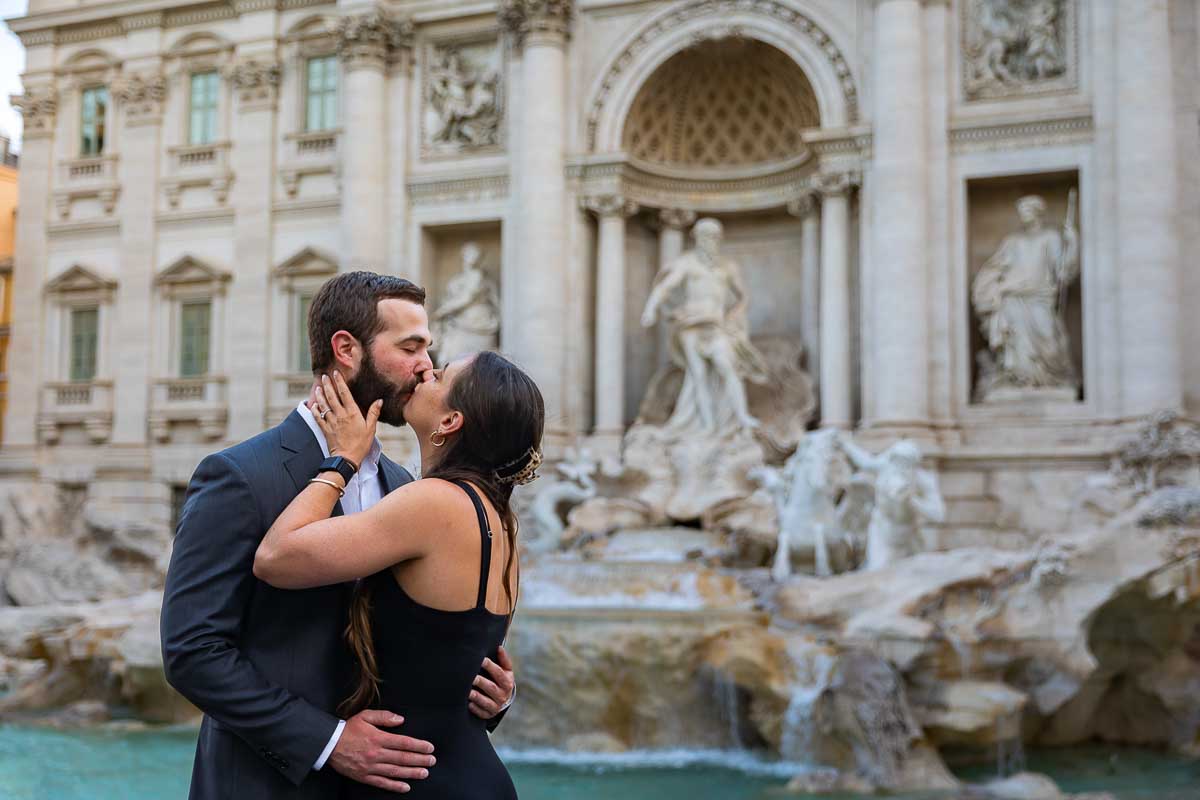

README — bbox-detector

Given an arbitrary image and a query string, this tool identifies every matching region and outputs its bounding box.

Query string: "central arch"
[586,0,859,154]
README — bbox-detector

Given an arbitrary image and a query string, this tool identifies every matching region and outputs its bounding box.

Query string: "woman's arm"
[253,478,450,589]
[254,370,438,589]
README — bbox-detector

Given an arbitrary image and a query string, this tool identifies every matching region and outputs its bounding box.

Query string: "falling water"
[711,672,744,749]
[995,722,1027,778]
[778,652,836,764]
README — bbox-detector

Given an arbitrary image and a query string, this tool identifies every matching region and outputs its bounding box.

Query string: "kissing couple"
[161,270,544,799]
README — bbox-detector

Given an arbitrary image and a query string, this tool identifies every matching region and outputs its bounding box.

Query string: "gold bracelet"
[308,477,346,498]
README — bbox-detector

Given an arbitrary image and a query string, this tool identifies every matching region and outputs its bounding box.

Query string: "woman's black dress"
[343,480,517,799]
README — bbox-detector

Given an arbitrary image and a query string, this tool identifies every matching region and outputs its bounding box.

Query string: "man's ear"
[330,331,361,374]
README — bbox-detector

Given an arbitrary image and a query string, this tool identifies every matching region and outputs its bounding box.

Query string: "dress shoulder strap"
[449,479,493,610]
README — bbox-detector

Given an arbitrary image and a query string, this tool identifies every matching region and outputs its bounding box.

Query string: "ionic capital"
[111,72,167,125]
[658,208,697,231]
[582,194,639,219]
[786,192,819,219]
[335,10,414,70]
[812,170,861,198]
[499,0,574,48]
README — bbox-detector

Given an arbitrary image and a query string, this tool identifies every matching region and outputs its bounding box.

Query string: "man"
[162,272,515,799]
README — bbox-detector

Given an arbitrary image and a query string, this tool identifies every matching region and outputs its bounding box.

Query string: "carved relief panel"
[961,0,1077,101]
[421,36,505,158]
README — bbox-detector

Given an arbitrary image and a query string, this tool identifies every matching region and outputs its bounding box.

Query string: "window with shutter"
[297,293,313,372]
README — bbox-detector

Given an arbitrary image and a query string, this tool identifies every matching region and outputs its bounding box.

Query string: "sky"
[0,0,27,153]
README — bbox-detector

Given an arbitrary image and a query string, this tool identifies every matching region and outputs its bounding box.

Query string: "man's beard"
[347,349,415,427]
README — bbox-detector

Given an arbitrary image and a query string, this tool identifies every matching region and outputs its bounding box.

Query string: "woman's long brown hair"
[338,352,545,718]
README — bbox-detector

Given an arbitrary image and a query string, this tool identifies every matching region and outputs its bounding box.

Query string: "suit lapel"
[280,409,344,517]
[378,453,414,495]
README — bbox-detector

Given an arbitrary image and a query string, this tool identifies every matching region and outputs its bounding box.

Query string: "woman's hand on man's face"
[311,371,381,468]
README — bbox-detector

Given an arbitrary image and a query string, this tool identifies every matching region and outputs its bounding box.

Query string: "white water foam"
[494,747,820,778]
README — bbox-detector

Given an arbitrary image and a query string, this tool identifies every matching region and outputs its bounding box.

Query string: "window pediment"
[156,255,231,288]
[274,247,337,279]
[45,264,117,296]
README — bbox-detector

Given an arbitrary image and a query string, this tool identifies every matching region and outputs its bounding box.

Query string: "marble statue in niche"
[423,42,502,152]
[639,218,769,438]
[964,0,1069,98]
[971,192,1079,400]
[431,242,500,366]
[836,437,946,571]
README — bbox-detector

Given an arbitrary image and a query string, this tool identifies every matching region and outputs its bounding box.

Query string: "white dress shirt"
[295,401,383,771]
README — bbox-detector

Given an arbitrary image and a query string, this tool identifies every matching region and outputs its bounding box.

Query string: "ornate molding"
[120,12,164,32]
[499,0,574,47]
[581,194,639,219]
[569,154,816,214]
[949,111,1092,152]
[334,11,414,70]
[226,59,281,109]
[11,87,58,139]
[112,72,167,125]
[587,0,858,150]
[406,170,509,206]
[658,208,697,230]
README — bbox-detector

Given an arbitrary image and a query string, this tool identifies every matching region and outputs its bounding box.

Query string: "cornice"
[949,110,1093,153]
[8,0,333,45]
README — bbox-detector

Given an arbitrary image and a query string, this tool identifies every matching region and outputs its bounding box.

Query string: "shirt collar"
[296,400,383,473]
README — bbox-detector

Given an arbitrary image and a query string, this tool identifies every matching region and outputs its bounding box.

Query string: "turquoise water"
[0,724,1197,799]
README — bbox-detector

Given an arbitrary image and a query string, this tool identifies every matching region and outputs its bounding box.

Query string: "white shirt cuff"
[313,719,346,771]
[499,685,516,713]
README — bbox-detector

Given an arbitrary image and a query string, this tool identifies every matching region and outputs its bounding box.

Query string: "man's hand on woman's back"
[329,710,436,794]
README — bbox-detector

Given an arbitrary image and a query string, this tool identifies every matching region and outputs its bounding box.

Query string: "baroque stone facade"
[0,0,1197,543]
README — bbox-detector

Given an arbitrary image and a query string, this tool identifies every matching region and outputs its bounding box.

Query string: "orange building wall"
[0,159,17,441]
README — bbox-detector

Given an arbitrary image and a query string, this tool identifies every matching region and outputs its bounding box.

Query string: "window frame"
[188,70,220,145]
[79,84,109,157]
[68,306,101,383]
[303,54,339,133]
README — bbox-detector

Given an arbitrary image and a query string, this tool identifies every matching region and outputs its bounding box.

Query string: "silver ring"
[319,409,329,420]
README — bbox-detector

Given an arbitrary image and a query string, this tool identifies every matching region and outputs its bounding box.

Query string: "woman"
[254,350,543,799]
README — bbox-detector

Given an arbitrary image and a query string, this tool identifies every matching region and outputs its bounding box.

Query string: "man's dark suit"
[161,410,413,799]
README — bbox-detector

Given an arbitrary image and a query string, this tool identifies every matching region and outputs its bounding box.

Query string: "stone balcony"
[54,155,120,220]
[148,376,228,442]
[279,130,340,199]
[268,372,312,424]
[37,380,114,444]
[162,142,233,209]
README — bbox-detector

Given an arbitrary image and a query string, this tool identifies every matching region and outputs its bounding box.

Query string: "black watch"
[318,456,358,485]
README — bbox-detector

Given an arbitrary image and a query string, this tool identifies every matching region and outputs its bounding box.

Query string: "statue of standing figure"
[431,242,500,367]
[971,192,1079,398]
[640,218,769,435]
[836,437,946,571]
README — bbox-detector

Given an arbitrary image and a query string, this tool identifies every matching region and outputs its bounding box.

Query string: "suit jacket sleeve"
[161,452,339,787]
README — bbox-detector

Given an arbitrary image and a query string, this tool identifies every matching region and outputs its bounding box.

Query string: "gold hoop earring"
[430,429,446,447]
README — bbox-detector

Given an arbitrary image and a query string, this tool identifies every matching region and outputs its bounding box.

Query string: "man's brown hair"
[307,271,426,373]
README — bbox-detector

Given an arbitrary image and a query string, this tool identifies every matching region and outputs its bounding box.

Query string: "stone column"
[869,0,929,428]
[227,58,280,438]
[500,0,573,439]
[110,71,167,445]
[584,195,639,451]
[813,172,859,429]
[657,208,695,268]
[1116,1,1182,415]
[4,86,57,447]
[336,11,411,271]
[787,193,821,402]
